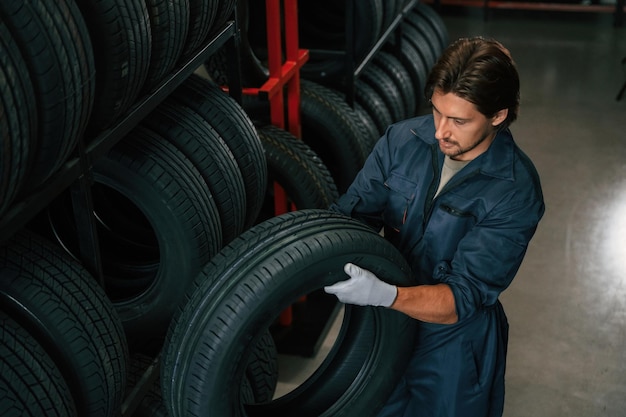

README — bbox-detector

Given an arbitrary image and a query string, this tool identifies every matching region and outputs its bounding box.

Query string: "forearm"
[390,284,458,324]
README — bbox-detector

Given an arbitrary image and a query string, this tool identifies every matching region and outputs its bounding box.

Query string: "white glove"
[324,263,397,307]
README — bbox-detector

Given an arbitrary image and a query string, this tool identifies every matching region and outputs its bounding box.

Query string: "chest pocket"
[382,173,416,231]
[426,194,481,259]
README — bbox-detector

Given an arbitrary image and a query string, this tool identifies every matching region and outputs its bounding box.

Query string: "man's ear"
[491,108,508,127]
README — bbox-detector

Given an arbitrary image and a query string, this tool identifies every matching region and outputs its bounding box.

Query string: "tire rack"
[0,19,242,417]
[0,21,241,281]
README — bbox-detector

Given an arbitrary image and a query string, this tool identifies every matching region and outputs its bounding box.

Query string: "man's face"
[430,89,507,161]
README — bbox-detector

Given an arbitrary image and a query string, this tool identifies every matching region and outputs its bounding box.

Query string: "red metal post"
[244,0,310,327]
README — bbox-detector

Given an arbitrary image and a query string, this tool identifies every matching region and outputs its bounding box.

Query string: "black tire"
[212,0,236,28]
[0,310,77,417]
[244,330,279,404]
[172,74,267,230]
[162,209,417,417]
[300,80,370,192]
[0,18,36,215]
[404,9,443,65]
[412,3,449,53]
[0,0,95,190]
[353,102,382,154]
[129,331,278,416]
[76,0,152,133]
[180,0,220,59]
[401,21,437,71]
[384,26,431,109]
[254,124,339,223]
[373,51,418,119]
[354,79,395,136]
[95,127,222,351]
[47,126,222,353]
[142,0,190,92]
[0,230,128,417]
[143,99,246,245]
[360,63,406,122]
[381,0,398,31]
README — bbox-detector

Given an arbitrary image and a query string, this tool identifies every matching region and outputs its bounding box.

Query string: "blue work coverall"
[330,114,545,417]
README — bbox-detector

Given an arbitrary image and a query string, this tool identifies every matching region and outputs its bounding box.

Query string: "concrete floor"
[276,8,626,417]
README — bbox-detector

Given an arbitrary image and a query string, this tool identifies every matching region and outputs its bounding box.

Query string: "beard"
[439,128,493,160]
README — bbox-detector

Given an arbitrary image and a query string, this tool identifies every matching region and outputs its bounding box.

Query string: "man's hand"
[324,263,398,307]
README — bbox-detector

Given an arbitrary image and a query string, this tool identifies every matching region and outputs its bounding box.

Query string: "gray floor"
[276,9,626,417]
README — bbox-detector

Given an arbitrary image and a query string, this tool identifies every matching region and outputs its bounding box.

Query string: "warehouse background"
[0,0,625,416]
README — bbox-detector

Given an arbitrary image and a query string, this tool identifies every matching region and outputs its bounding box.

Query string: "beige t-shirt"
[434,156,470,198]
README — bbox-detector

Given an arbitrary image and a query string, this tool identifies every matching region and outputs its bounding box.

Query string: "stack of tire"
[0,0,95,218]
[208,0,449,193]
[41,74,268,355]
[0,230,128,417]
[0,0,239,219]
[0,0,284,416]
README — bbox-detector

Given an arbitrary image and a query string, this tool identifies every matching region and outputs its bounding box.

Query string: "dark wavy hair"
[424,37,520,130]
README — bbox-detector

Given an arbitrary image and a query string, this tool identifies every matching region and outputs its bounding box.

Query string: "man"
[324,37,545,417]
